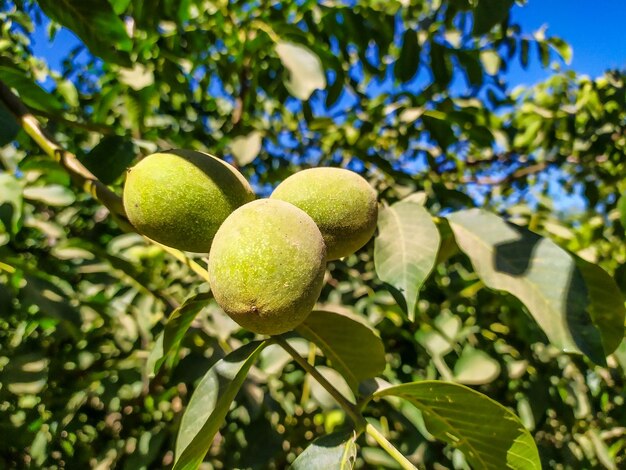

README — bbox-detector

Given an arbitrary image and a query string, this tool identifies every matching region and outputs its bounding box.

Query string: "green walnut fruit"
[271,167,378,260]
[123,149,255,253]
[208,199,327,335]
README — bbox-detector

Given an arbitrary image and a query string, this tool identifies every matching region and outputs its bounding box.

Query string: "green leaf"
[292,430,357,470]
[423,111,454,150]
[174,341,267,470]
[373,381,540,470]
[430,43,452,87]
[472,0,514,36]
[548,37,573,65]
[537,41,550,67]
[23,185,75,206]
[447,209,626,364]
[415,312,461,357]
[520,39,530,69]
[480,50,501,76]
[395,29,420,83]
[0,352,49,395]
[79,136,136,185]
[118,64,155,91]
[0,173,23,236]
[0,66,64,113]
[375,199,440,321]
[453,347,501,385]
[56,80,79,107]
[618,192,626,228]
[457,50,483,87]
[147,292,213,376]
[230,131,263,166]
[37,0,132,65]
[276,41,326,100]
[0,100,20,146]
[296,310,386,391]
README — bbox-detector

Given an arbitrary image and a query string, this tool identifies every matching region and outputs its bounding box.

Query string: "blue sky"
[508,0,626,84]
[30,0,626,89]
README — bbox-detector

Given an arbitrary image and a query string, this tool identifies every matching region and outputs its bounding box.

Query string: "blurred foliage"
[0,0,625,468]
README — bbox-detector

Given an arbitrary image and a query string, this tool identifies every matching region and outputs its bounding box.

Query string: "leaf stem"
[365,423,418,470]
[274,335,364,430]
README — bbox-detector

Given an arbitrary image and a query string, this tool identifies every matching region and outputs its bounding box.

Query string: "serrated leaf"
[447,209,625,364]
[23,185,75,206]
[37,0,132,65]
[453,347,501,385]
[373,381,540,470]
[292,430,357,470]
[472,0,514,36]
[79,135,136,185]
[174,341,267,470]
[230,131,262,166]
[395,29,420,83]
[375,199,441,321]
[296,310,386,391]
[148,292,213,376]
[276,41,326,100]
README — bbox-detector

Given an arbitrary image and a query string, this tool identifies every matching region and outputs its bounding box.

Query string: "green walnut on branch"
[123,149,255,253]
[208,198,327,335]
[271,167,379,260]
[122,150,379,335]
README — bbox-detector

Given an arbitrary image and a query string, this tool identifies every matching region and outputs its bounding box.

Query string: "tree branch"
[0,79,212,285]
[0,80,126,216]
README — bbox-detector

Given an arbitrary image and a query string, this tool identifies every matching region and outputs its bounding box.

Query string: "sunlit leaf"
[447,209,626,364]
[292,430,357,470]
[276,41,326,100]
[37,0,132,65]
[23,185,75,206]
[373,381,541,470]
[147,292,213,376]
[453,347,501,385]
[375,198,441,321]
[118,64,155,91]
[297,310,386,391]
[230,131,263,166]
[174,341,267,470]
[480,50,501,76]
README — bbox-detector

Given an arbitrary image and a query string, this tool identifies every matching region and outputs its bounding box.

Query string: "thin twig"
[274,335,365,430]
[365,423,418,470]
